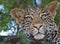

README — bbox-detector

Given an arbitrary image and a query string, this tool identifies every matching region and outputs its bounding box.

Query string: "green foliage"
[17,30,31,44]
[45,41,52,44]
[0,12,11,31]
[55,5,60,26]
[58,0,60,2]
[41,0,53,7]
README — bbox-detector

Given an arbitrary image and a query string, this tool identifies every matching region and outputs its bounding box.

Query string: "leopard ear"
[10,8,25,19]
[46,1,58,18]
[10,8,25,24]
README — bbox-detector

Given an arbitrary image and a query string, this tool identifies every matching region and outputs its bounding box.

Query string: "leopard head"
[10,1,58,40]
[30,1,58,40]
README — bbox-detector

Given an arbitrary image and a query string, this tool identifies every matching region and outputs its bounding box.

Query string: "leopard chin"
[34,34,45,40]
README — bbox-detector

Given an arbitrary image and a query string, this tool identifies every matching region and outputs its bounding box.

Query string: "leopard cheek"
[30,28,38,36]
[39,27,45,34]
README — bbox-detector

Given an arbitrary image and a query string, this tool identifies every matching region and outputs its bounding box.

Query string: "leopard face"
[10,1,58,41]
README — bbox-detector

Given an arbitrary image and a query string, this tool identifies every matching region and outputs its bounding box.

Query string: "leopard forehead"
[27,7,42,15]
[27,7,53,20]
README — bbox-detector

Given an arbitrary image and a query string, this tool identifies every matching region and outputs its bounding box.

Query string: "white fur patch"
[34,34,45,40]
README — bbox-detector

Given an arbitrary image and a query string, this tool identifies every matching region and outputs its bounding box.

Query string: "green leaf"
[42,0,56,7]
[54,5,60,25]
[45,41,52,44]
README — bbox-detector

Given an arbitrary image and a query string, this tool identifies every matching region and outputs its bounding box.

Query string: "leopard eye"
[30,12,34,16]
[33,26,38,29]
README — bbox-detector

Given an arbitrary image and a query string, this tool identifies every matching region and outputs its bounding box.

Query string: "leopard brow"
[41,11,50,16]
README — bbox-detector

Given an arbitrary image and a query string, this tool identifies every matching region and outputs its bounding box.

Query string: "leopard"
[10,1,59,44]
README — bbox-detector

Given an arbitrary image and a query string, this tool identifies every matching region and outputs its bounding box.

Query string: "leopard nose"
[34,23,42,29]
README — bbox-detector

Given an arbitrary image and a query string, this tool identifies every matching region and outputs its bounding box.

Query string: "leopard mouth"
[34,33,45,40]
